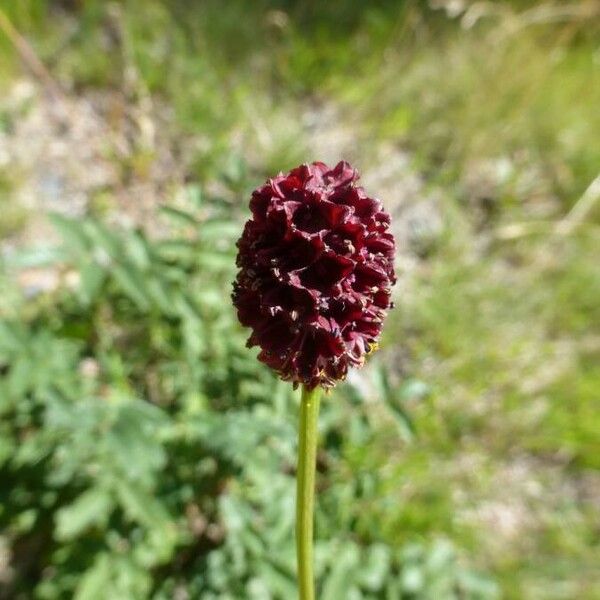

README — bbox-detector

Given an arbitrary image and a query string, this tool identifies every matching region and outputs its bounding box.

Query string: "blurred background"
[0,1,599,598]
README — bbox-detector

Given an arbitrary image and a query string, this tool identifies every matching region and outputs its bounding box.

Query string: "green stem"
[296,385,321,600]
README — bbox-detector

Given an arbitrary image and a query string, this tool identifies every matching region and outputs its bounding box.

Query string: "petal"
[325,161,358,187]
[300,253,354,292]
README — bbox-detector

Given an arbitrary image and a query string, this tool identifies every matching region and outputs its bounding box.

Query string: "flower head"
[232,161,396,389]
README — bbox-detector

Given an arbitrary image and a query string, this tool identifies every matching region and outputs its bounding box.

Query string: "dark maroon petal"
[304,162,328,190]
[248,313,296,353]
[365,232,395,257]
[292,202,329,233]
[232,161,396,389]
[233,286,261,327]
[325,161,358,187]
[300,253,354,292]
[275,175,303,197]
[319,200,352,227]
[261,282,318,316]
[347,188,382,218]
[373,289,392,309]
[278,232,324,270]
[326,297,366,328]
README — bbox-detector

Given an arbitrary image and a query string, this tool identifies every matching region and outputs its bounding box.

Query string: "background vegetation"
[0,1,599,598]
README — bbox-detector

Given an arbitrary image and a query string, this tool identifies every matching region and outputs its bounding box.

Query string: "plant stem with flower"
[232,161,396,598]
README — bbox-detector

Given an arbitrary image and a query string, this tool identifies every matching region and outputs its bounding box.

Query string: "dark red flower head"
[232,161,396,389]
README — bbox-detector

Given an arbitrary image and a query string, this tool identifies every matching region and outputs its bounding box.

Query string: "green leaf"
[79,261,106,303]
[85,220,122,259]
[401,564,424,594]
[321,543,361,600]
[160,205,199,227]
[196,251,234,270]
[378,368,418,442]
[156,238,196,262]
[199,219,239,242]
[114,481,170,529]
[75,554,111,600]
[112,264,151,310]
[255,562,296,599]
[399,379,431,402]
[124,231,152,271]
[146,279,175,314]
[49,213,90,253]
[55,489,113,540]
[186,184,203,207]
[3,245,64,269]
[358,544,391,591]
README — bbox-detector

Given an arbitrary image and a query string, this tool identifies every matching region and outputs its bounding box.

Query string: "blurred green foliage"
[2,0,599,198]
[0,185,497,599]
